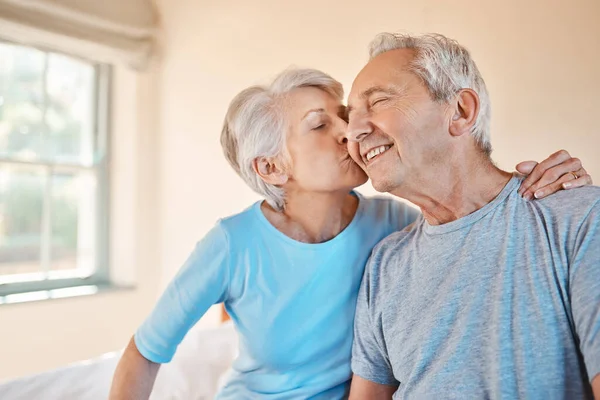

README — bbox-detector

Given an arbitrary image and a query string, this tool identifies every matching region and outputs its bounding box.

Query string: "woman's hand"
[516,150,593,200]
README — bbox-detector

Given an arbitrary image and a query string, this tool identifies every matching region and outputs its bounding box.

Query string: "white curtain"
[0,0,157,70]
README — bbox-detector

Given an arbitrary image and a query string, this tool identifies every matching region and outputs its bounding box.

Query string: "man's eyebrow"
[361,85,398,98]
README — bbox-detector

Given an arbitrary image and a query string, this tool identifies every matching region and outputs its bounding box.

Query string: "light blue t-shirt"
[135,193,419,399]
[352,176,600,399]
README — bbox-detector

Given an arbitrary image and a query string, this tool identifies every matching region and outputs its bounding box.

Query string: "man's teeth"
[366,145,391,162]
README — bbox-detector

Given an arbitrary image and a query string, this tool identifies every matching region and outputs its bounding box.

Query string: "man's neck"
[393,153,512,226]
[261,190,359,243]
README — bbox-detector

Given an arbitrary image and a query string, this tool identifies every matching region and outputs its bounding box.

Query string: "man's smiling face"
[345,48,454,194]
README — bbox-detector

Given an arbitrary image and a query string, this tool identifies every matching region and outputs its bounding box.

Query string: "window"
[0,40,110,300]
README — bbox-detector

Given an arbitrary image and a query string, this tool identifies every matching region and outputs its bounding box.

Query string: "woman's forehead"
[285,88,343,118]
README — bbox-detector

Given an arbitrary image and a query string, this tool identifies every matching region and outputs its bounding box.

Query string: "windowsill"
[0,283,135,306]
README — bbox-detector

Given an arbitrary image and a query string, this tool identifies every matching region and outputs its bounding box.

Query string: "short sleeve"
[351,258,398,386]
[134,222,230,363]
[570,200,600,382]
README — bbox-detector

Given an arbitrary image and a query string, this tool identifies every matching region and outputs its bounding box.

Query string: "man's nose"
[346,110,372,143]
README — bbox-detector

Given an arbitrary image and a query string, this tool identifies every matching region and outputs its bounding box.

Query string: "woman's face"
[282,87,368,195]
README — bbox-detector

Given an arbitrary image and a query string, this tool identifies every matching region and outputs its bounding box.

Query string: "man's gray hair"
[221,68,344,211]
[369,33,492,155]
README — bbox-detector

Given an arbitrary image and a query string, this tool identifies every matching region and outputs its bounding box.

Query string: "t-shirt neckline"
[423,174,521,235]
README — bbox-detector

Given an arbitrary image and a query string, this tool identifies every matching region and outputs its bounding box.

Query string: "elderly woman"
[109,68,590,399]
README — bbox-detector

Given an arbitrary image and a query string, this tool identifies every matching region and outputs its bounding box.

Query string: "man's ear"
[449,88,480,137]
[252,157,289,186]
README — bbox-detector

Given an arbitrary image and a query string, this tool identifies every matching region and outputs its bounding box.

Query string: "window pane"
[0,164,43,277]
[0,43,45,161]
[46,54,95,165]
[0,41,106,293]
[50,170,97,275]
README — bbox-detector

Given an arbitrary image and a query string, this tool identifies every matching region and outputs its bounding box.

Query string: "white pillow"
[151,322,238,399]
[0,322,238,400]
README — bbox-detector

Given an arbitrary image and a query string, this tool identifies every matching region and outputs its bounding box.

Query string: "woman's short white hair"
[369,32,492,155]
[221,68,344,211]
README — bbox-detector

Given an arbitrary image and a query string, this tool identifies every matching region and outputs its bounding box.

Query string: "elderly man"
[346,33,600,399]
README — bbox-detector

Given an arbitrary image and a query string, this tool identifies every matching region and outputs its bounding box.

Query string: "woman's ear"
[449,88,480,137]
[252,157,289,186]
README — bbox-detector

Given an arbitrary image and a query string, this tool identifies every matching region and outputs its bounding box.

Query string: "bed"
[0,311,237,400]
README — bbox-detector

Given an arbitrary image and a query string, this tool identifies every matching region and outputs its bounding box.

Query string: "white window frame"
[0,39,112,299]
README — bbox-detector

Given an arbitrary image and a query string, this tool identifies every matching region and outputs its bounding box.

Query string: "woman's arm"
[593,374,600,400]
[349,375,396,400]
[109,338,160,400]
[109,222,232,399]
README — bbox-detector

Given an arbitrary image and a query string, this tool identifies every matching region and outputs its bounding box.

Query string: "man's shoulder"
[361,220,422,303]
[535,185,600,220]
[377,219,420,247]
[368,217,422,268]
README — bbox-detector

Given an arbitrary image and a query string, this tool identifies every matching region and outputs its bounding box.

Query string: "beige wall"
[0,67,161,380]
[156,0,600,287]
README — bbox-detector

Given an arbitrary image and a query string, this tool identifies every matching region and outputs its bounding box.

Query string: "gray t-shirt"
[352,175,600,399]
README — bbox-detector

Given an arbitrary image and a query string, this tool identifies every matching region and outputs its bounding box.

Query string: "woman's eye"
[312,124,326,131]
